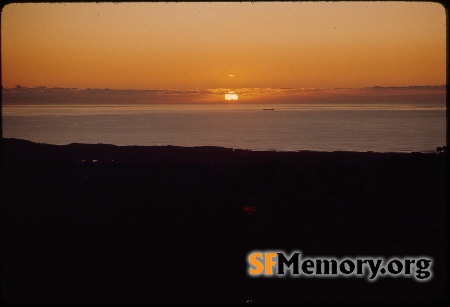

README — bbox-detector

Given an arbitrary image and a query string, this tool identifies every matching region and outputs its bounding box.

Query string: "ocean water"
[2,103,446,152]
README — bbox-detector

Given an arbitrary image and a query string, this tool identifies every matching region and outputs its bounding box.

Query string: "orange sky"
[1,2,447,93]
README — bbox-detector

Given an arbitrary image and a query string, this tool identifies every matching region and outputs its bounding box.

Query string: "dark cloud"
[2,85,446,104]
[360,85,446,91]
[2,86,210,104]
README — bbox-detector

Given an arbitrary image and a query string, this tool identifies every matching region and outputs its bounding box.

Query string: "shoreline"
[2,137,440,157]
[3,138,435,170]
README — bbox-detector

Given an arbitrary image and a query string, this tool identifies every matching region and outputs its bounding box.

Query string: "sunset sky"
[1,2,446,103]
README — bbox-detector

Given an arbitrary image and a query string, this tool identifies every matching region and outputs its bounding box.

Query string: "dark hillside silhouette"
[1,138,447,303]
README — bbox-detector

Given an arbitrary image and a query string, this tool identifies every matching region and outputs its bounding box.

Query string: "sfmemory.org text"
[247,250,432,282]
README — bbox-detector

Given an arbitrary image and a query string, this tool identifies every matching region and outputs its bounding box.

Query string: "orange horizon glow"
[1,2,446,95]
[2,85,446,105]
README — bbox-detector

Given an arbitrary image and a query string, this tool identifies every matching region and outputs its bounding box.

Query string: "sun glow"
[225,91,238,101]
[1,3,445,90]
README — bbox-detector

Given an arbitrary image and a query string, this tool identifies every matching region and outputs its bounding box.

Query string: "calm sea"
[2,103,446,152]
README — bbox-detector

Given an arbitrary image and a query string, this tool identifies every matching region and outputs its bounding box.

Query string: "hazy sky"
[2,2,446,91]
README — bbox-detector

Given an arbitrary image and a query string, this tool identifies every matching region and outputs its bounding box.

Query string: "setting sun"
[225,91,238,101]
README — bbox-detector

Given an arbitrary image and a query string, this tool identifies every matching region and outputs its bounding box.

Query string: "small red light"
[243,206,257,213]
